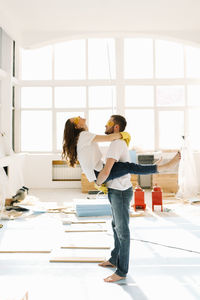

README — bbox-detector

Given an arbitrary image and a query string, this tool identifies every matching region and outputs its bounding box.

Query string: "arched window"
[20,37,200,152]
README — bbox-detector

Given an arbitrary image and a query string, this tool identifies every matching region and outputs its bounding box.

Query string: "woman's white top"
[77,131,103,182]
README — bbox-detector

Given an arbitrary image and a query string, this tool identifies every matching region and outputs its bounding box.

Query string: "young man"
[98,115,181,282]
[98,115,133,283]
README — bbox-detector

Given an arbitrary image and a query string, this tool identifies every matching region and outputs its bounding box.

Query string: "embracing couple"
[62,114,180,283]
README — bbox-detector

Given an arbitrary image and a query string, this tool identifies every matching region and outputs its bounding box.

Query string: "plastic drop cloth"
[176,137,199,199]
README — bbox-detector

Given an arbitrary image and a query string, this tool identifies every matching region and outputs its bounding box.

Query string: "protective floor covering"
[0,195,200,300]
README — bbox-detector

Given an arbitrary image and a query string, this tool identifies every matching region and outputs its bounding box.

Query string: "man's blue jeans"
[107,186,133,277]
[95,162,157,183]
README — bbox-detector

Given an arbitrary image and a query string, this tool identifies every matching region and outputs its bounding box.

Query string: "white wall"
[0,29,13,140]
[0,28,24,198]
[22,151,200,193]
[22,147,109,189]
[23,154,81,189]
[0,154,25,197]
[2,0,200,48]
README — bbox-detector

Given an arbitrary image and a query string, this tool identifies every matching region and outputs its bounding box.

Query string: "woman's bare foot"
[104,273,126,283]
[157,151,181,173]
[98,261,116,268]
[154,157,163,165]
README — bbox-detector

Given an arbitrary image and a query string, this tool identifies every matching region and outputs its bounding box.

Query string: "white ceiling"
[1,0,200,48]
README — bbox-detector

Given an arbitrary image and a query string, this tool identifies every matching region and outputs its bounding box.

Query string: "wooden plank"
[131,174,138,189]
[52,160,80,166]
[47,207,70,212]
[52,160,67,165]
[63,220,106,224]
[0,250,51,253]
[152,173,178,193]
[62,211,76,214]
[72,220,106,224]
[61,244,110,249]
[50,256,106,263]
[81,173,96,193]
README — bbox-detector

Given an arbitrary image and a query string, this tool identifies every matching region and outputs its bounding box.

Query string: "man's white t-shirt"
[106,139,132,191]
[77,131,103,182]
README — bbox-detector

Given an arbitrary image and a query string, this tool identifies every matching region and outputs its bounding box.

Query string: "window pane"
[56,112,84,150]
[88,39,115,79]
[125,109,154,150]
[89,86,116,108]
[88,110,113,135]
[159,111,184,149]
[21,87,52,108]
[21,46,52,80]
[21,111,52,151]
[124,38,153,79]
[125,86,154,107]
[188,109,200,149]
[55,87,86,108]
[54,40,86,79]
[186,46,200,78]
[155,40,184,78]
[156,86,185,106]
[187,85,200,106]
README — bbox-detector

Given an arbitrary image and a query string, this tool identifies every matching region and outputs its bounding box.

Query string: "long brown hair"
[62,119,85,167]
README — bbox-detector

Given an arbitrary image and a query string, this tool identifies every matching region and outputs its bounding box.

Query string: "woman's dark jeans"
[95,161,158,183]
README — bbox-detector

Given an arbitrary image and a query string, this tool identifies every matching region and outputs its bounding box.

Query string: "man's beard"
[105,126,114,135]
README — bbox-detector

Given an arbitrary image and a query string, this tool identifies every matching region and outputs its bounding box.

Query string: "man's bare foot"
[157,151,181,172]
[104,273,126,283]
[98,261,116,268]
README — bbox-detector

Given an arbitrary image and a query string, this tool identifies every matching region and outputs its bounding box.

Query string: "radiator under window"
[52,160,81,181]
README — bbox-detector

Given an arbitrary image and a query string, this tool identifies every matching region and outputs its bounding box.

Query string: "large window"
[19,37,200,152]
[54,40,86,80]
[158,111,184,149]
[124,38,153,78]
[21,46,52,80]
[155,40,184,78]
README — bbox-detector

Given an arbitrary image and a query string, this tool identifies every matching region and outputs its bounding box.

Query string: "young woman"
[62,116,180,184]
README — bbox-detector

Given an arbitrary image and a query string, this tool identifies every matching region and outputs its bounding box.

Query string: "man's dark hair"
[111,115,127,131]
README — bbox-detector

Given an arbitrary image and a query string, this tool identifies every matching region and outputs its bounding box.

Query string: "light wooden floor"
[0,188,200,300]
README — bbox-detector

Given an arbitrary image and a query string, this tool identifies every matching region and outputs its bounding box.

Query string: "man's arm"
[96,158,116,185]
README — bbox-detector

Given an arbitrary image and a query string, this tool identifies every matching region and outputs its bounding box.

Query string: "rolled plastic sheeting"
[74,199,112,217]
